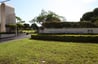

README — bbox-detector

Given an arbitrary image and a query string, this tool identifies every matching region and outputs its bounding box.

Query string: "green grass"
[0,39,98,64]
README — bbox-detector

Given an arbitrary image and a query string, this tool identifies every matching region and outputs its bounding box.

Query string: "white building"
[0,3,16,32]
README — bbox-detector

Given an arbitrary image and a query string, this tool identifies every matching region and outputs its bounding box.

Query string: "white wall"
[39,28,98,34]
[0,34,16,38]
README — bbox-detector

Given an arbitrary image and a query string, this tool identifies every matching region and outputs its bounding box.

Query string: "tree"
[37,10,47,23]
[16,16,25,33]
[80,12,94,22]
[30,10,47,24]
[30,10,63,24]
[80,8,98,23]
[16,23,24,33]
[31,23,38,30]
[23,23,30,30]
[93,8,98,16]
[45,11,61,23]
[60,16,66,22]
[16,16,25,24]
[16,16,21,22]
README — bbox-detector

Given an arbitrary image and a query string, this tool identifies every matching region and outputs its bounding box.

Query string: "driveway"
[0,34,31,43]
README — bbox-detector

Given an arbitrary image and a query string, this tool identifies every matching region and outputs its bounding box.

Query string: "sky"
[2,0,98,23]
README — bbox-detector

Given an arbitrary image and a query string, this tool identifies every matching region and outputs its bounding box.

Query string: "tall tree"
[30,10,64,24]
[80,12,94,22]
[93,8,98,16]
[16,16,25,32]
[80,8,98,23]
[23,23,30,30]
[45,11,61,23]
[31,23,38,30]
[16,16,22,23]
[16,16,25,24]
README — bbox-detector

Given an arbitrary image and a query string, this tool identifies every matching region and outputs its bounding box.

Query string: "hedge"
[42,22,98,28]
[31,34,98,43]
[0,32,16,34]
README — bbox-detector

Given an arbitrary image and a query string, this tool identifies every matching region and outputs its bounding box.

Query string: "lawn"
[0,39,98,64]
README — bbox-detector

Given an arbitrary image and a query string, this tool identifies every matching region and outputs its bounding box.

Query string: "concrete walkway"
[0,34,31,43]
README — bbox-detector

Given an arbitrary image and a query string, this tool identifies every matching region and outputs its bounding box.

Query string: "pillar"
[0,3,6,32]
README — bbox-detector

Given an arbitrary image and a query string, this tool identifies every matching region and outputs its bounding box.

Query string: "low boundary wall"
[39,28,98,34]
[0,34,16,39]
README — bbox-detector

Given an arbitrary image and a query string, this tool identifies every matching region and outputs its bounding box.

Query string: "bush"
[42,22,97,28]
[31,34,98,43]
[0,32,16,34]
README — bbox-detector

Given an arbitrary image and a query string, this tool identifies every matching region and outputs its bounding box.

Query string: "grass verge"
[0,38,98,64]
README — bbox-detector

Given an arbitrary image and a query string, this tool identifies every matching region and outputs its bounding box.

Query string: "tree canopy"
[16,16,25,24]
[80,8,98,23]
[30,10,66,24]
[42,22,97,28]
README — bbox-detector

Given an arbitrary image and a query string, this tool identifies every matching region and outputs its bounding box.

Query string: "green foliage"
[0,39,98,64]
[81,8,98,24]
[0,32,16,34]
[81,12,94,22]
[23,23,30,30]
[16,16,22,21]
[45,11,61,23]
[31,23,38,30]
[93,8,98,16]
[17,23,24,29]
[16,23,24,33]
[42,22,97,28]
[6,24,16,28]
[30,10,65,24]
[16,16,25,24]
[5,24,16,32]
[31,34,98,43]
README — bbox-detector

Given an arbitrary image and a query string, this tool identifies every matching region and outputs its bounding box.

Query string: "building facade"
[0,3,16,32]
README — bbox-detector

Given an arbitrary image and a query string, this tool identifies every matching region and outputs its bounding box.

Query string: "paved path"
[0,34,31,43]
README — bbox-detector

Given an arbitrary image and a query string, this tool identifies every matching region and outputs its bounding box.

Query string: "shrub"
[42,22,97,28]
[0,32,16,34]
[31,34,98,43]
[6,24,16,28]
